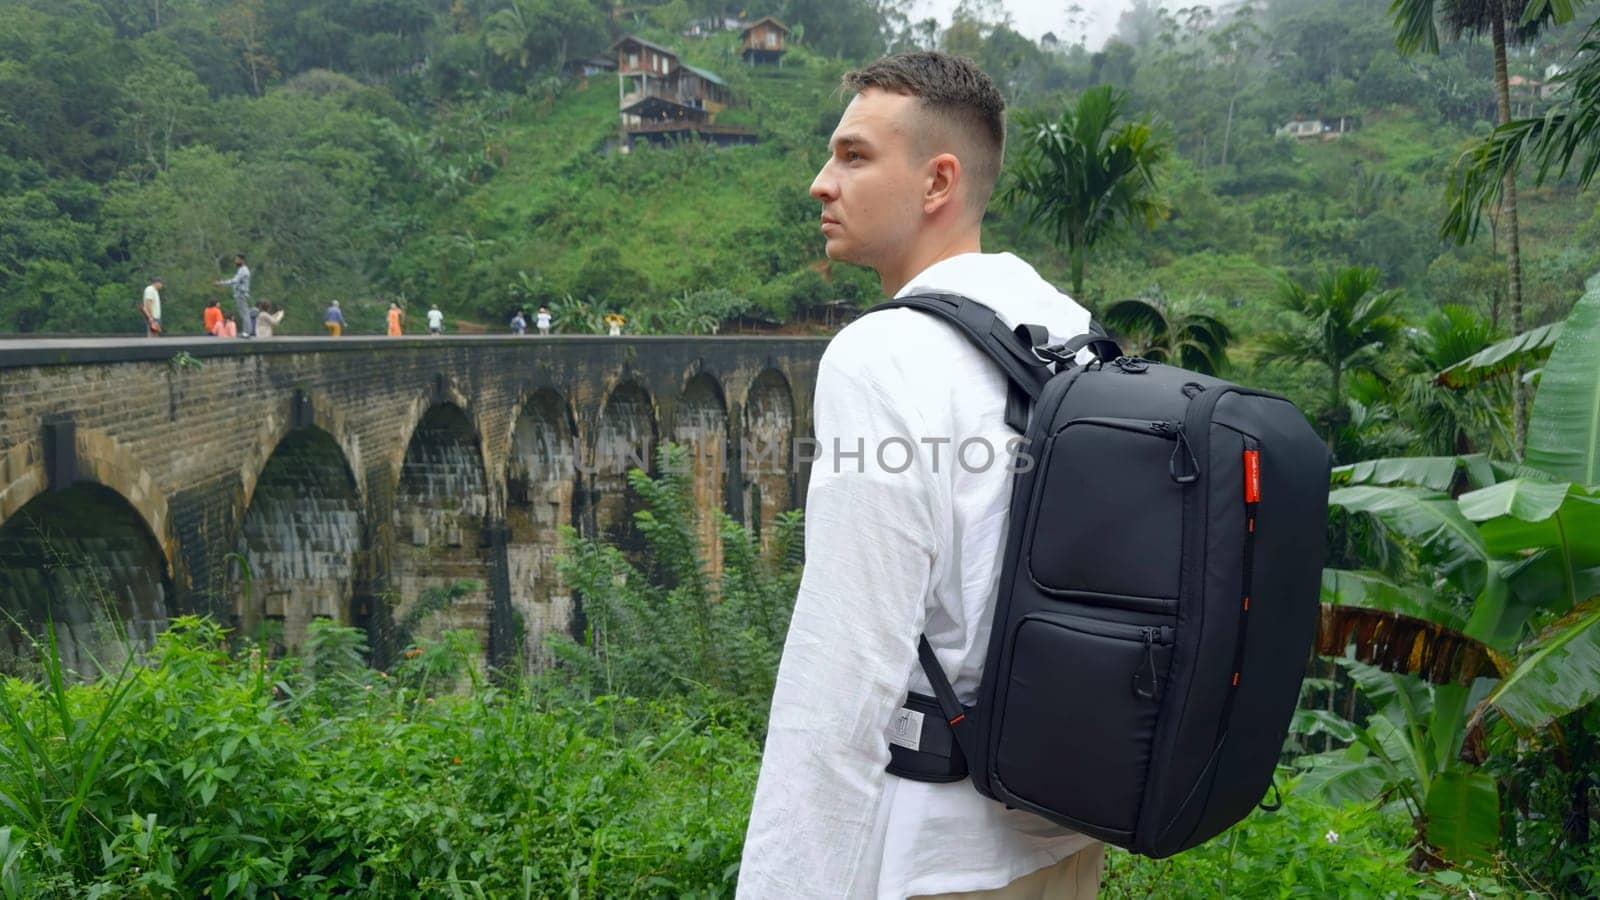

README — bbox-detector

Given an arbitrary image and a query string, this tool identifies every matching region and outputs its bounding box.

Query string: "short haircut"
[842,52,1006,210]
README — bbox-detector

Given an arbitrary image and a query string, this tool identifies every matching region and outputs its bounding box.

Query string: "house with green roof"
[610,34,757,146]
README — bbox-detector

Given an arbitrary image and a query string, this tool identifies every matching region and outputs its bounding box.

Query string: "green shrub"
[0,618,759,897]
[549,445,801,726]
[1103,778,1537,899]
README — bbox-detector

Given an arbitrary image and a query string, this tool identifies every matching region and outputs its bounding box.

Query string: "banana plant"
[1306,272,1600,865]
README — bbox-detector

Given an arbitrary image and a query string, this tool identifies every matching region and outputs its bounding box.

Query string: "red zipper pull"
[1243,449,1261,504]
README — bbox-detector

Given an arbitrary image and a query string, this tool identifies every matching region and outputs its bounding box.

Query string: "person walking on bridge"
[141,277,163,336]
[324,301,346,337]
[215,254,253,336]
[386,301,404,336]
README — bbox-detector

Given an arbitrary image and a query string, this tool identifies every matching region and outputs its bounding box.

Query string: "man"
[739,53,1100,899]
[324,300,346,337]
[141,277,163,336]
[427,304,444,335]
[510,309,527,335]
[216,254,252,337]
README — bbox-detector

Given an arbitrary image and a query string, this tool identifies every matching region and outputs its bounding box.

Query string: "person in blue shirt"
[324,301,346,337]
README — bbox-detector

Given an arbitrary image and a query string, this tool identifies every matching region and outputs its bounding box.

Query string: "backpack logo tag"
[889,707,925,752]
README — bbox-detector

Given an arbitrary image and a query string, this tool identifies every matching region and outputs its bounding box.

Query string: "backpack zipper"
[1220,436,1261,715]
[1057,417,1182,439]
[1019,613,1175,701]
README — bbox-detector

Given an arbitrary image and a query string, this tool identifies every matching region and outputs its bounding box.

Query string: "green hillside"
[2,0,1596,346]
[385,38,876,331]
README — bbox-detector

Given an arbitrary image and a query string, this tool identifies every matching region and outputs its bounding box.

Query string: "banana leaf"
[1291,708,1363,744]
[1526,272,1600,484]
[1434,321,1562,389]
[1321,568,1467,630]
[1483,595,1600,731]
[1329,485,1488,594]
[1295,745,1397,808]
[1317,604,1499,685]
[1423,770,1500,865]
[1433,321,1555,389]
[1458,479,1600,574]
[1500,551,1600,630]
[1332,455,1496,492]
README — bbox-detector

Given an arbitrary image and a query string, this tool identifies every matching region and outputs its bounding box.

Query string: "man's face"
[810,89,929,274]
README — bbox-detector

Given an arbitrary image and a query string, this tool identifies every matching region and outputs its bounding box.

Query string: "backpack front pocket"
[993,612,1173,837]
[1026,418,1189,606]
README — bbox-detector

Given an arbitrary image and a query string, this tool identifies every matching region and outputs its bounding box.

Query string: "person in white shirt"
[141,277,163,336]
[253,300,285,338]
[427,304,444,335]
[536,306,552,335]
[738,52,1102,899]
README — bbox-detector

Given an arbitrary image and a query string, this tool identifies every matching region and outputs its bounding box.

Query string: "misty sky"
[907,0,1220,50]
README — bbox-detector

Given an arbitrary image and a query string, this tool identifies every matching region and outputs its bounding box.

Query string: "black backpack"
[872,293,1330,859]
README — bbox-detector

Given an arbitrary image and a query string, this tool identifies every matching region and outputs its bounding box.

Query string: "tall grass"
[0,617,761,897]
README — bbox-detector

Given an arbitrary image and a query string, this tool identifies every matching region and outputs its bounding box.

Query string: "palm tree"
[484,0,604,74]
[1446,15,1600,235]
[1388,0,1579,450]
[1396,305,1515,456]
[1004,84,1169,299]
[485,0,537,71]
[1259,266,1405,446]
[1099,295,1232,375]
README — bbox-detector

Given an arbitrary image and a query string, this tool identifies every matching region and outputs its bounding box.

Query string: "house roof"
[621,94,708,120]
[680,63,726,86]
[741,16,791,36]
[610,34,680,60]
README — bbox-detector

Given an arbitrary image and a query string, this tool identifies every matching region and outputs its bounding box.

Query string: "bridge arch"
[1,429,175,571]
[742,368,796,547]
[504,387,579,668]
[389,402,493,653]
[235,425,368,655]
[239,389,366,514]
[674,369,732,579]
[0,481,172,678]
[591,378,659,555]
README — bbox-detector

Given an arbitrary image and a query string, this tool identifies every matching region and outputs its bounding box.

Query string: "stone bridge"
[0,335,825,675]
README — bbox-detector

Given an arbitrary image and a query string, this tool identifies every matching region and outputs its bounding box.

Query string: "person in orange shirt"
[203,299,224,335]
[386,301,403,336]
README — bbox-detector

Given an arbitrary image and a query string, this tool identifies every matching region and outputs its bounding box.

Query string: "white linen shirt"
[739,252,1099,899]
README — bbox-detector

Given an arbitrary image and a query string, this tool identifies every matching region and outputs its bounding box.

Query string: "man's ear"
[924,152,962,216]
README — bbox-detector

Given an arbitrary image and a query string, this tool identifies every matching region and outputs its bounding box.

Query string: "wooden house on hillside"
[611,34,756,146]
[741,16,790,66]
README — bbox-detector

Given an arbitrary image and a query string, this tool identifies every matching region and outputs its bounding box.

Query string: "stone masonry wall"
[0,335,823,669]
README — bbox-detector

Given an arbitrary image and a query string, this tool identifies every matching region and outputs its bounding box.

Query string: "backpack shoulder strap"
[867,292,1051,433]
